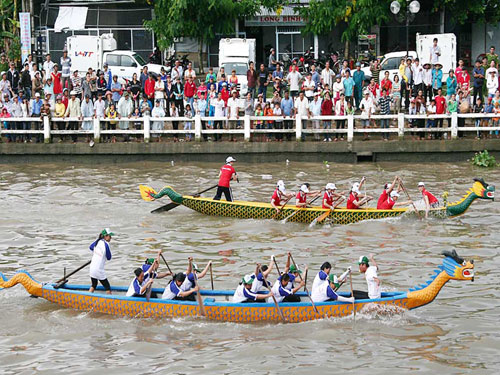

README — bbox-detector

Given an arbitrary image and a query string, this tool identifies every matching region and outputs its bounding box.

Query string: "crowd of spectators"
[1,44,500,143]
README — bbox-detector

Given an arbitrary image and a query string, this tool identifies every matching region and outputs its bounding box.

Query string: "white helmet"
[277,180,286,193]
[352,182,360,194]
[326,183,336,190]
[226,156,236,163]
[300,184,309,193]
[390,191,400,198]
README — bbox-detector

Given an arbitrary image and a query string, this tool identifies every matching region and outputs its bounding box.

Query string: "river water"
[0,161,498,374]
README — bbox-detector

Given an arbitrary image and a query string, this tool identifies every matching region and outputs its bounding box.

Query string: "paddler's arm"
[358,176,366,190]
[255,263,261,277]
[178,285,199,298]
[291,279,305,294]
[140,278,154,294]
[387,176,399,194]
[393,200,411,207]
[423,195,430,218]
[263,256,274,278]
[198,261,212,279]
[333,196,346,209]
[369,253,378,270]
[285,252,291,273]
[187,257,193,275]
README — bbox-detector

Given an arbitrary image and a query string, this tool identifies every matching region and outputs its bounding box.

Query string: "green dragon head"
[471,178,495,201]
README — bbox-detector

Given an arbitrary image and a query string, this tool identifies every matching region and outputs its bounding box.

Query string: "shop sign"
[245,15,305,26]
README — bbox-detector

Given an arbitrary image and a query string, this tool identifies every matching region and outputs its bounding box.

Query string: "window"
[381,57,399,71]
[106,54,120,66]
[121,55,136,67]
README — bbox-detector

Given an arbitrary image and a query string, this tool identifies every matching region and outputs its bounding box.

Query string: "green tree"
[298,0,391,58]
[0,0,21,62]
[431,0,500,24]
[145,0,285,72]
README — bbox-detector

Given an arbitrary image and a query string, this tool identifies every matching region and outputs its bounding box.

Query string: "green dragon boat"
[140,179,494,225]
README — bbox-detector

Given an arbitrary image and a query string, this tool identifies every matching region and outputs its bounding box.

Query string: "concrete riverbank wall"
[1,140,499,164]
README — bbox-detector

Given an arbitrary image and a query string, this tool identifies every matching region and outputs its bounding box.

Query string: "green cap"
[289,265,302,274]
[101,228,115,237]
[328,274,340,288]
[358,256,369,265]
[192,263,200,272]
[242,274,254,284]
[145,258,155,265]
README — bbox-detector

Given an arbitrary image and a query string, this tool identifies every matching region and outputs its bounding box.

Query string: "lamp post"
[390,0,420,58]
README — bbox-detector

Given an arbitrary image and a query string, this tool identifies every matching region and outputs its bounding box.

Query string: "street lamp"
[390,0,420,58]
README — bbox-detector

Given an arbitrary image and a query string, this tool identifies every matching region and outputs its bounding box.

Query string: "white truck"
[66,34,164,82]
[218,38,256,95]
[362,33,456,83]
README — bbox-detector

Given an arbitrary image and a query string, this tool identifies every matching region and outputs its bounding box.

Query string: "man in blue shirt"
[31,92,43,143]
[280,90,294,141]
[353,62,365,110]
[472,60,485,104]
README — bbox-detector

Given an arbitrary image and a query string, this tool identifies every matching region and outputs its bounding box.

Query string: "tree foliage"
[0,0,21,61]
[298,0,392,42]
[431,0,500,25]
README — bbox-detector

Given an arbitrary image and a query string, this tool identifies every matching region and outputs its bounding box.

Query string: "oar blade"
[151,202,180,214]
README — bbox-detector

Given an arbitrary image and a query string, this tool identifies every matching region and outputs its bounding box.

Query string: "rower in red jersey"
[213,156,238,201]
[295,183,321,208]
[418,181,439,218]
[271,180,295,213]
[322,183,346,210]
[346,177,373,209]
[377,190,410,210]
[377,175,400,209]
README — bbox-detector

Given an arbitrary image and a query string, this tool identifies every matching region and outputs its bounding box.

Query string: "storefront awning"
[54,6,88,32]
[245,6,305,27]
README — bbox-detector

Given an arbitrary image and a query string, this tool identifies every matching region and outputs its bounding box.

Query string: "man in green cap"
[89,228,114,294]
[353,253,381,299]
[232,274,272,303]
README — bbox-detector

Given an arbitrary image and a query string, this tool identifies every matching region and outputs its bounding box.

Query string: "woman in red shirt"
[418,181,439,218]
[378,191,410,210]
[295,184,321,208]
[322,183,345,210]
[346,178,373,209]
[321,91,333,142]
[271,180,295,213]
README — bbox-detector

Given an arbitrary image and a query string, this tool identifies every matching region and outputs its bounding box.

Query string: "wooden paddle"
[151,184,218,214]
[209,263,214,290]
[349,269,356,320]
[303,269,308,291]
[314,196,345,225]
[192,270,206,317]
[160,253,174,276]
[271,195,294,220]
[399,180,422,219]
[258,265,286,322]
[273,256,282,276]
[282,193,322,223]
[54,261,91,289]
[289,254,320,316]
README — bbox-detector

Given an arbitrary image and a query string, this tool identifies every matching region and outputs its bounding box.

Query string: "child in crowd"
[446,93,458,140]
[492,102,500,138]
[184,104,193,141]
[264,102,274,142]
[426,99,436,139]
[473,97,484,139]
[483,97,493,130]
[169,101,179,142]
[273,101,283,142]
[106,103,118,143]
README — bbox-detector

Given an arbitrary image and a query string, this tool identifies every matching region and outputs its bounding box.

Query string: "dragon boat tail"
[140,179,494,225]
[0,251,474,323]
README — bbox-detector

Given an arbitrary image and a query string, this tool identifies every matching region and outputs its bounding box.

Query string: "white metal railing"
[1,113,499,143]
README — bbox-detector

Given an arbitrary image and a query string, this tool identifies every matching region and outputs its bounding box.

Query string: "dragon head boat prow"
[0,270,43,297]
[445,178,495,217]
[406,250,474,309]
[139,185,184,204]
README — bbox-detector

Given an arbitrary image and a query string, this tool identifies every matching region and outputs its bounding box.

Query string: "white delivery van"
[67,34,164,82]
[218,38,256,95]
[362,33,456,83]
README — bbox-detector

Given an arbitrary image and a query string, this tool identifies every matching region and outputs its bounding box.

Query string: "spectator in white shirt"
[302,73,316,101]
[42,54,55,81]
[294,91,310,141]
[286,65,302,98]
[360,91,375,139]
[412,58,424,95]
[321,61,335,88]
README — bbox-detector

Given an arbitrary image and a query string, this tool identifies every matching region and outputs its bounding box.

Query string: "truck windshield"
[133,53,147,66]
[222,63,248,75]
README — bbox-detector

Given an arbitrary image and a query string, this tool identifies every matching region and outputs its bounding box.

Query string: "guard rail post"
[93,117,101,143]
[144,116,151,143]
[397,113,405,139]
[347,115,354,142]
[43,116,51,143]
[244,115,251,142]
[295,116,302,141]
[194,115,202,142]
[451,112,458,140]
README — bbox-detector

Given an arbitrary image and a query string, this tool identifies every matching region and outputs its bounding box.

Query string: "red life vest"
[346,192,359,209]
[422,188,438,204]
[322,191,334,209]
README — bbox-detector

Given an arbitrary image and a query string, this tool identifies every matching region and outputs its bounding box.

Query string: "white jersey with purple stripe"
[232,284,258,303]
[141,264,158,282]
[180,272,196,291]
[311,281,339,302]
[89,239,112,280]
[250,272,271,293]
[311,270,329,302]
[126,277,146,297]
[162,280,181,300]
[269,276,293,303]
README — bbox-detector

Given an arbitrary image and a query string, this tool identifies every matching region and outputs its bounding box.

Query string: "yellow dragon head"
[441,250,474,281]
